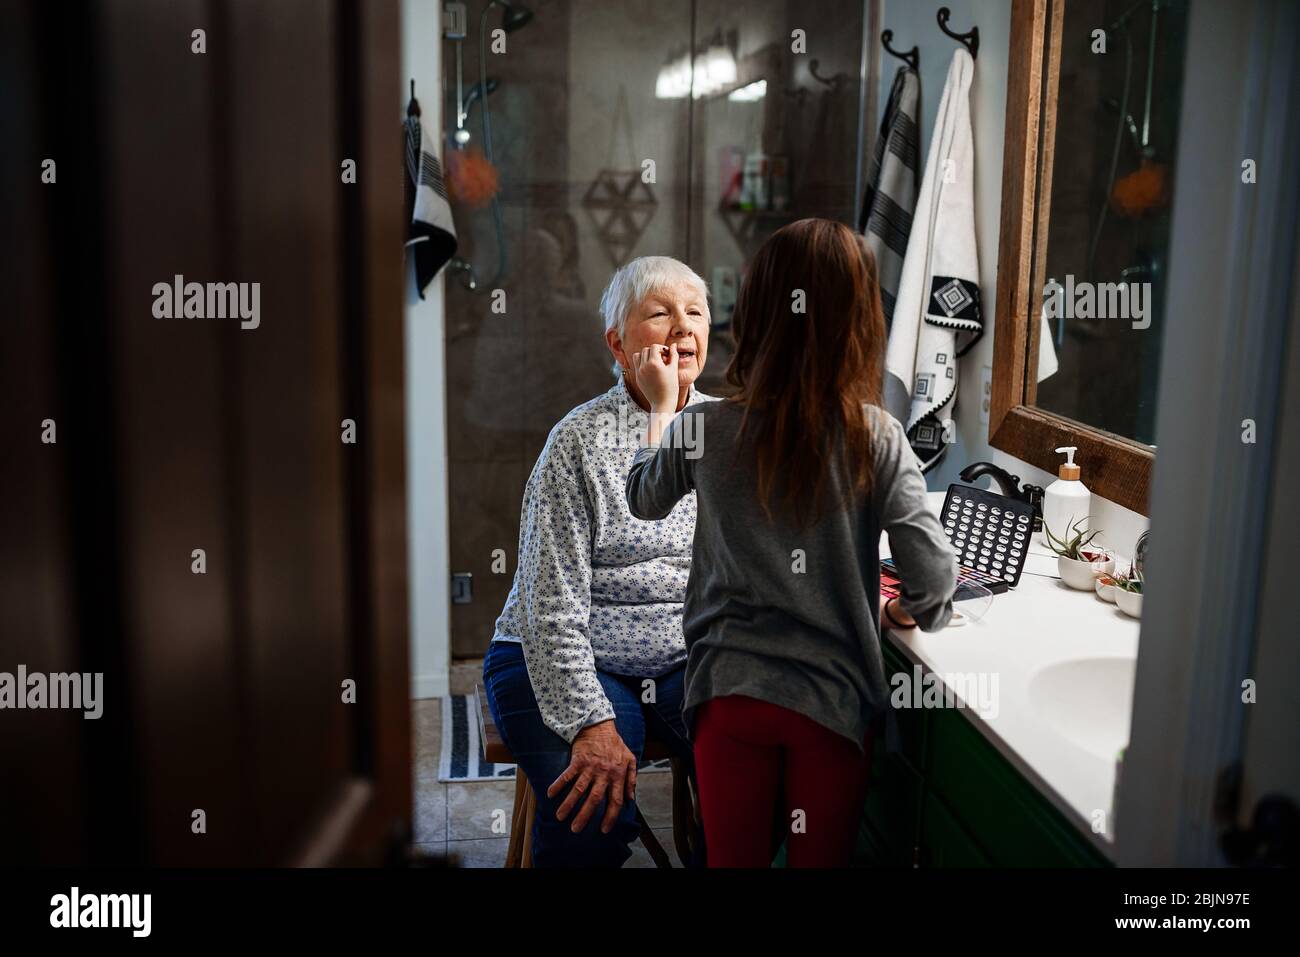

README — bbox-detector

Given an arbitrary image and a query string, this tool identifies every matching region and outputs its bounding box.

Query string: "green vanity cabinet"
[855,641,1113,868]
[920,792,993,867]
[859,751,925,867]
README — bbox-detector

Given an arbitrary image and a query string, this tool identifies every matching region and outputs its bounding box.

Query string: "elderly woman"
[482,255,715,867]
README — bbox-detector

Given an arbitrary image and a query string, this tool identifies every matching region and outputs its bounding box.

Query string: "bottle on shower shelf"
[740,150,770,210]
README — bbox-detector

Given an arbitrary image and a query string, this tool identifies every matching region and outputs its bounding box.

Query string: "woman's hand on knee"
[547,719,638,835]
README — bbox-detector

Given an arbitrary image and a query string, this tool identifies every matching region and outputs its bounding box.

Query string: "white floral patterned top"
[491,378,719,743]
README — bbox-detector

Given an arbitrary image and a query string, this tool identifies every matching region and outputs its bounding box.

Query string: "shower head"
[500,1,534,33]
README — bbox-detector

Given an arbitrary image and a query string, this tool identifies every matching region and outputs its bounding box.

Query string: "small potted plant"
[1044,516,1115,590]
[1113,564,1143,618]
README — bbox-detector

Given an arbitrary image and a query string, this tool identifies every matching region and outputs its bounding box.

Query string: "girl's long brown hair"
[724,218,886,526]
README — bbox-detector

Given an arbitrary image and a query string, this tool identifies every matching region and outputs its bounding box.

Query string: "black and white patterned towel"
[403,111,457,298]
[860,65,921,331]
[886,50,983,475]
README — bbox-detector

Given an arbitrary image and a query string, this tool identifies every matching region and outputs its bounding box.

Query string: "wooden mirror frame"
[990,0,1153,516]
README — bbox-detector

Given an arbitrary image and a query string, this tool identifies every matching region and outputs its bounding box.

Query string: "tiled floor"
[412,659,680,868]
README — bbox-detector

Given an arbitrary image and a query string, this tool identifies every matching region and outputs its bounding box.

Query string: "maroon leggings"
[693,695,874,868]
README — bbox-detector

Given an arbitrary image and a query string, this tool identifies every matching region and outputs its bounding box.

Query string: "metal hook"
[808,58,848,89]
[937,6,979,59]
[880,29,919,71]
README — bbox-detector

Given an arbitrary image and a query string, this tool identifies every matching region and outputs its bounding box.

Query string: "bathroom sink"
[1027,657,1136,761]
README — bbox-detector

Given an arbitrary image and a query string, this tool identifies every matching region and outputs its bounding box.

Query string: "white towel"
[1038,304,1059,381]
[885,50,982,474]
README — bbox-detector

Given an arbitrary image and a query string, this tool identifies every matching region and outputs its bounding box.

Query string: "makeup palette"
[880,557,1008,601]
[877,484,1032,613]
[939,484,1034,588]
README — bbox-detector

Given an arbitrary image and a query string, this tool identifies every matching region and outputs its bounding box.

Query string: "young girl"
[626,218,957,867]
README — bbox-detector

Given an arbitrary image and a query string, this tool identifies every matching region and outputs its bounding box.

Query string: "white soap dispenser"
[1041,446,1092,546]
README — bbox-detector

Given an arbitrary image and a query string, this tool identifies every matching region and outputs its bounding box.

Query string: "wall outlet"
[980,364,993,425]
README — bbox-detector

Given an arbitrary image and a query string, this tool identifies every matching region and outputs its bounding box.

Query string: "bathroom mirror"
[1035,0,1188,446]
[989,0,1181,515]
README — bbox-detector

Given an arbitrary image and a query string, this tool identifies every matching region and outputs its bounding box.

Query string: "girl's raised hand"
[630,342,680,413]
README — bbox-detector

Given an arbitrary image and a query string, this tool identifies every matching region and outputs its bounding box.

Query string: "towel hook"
[936,7,979,59]
[808,58,849,90]
[880,29,919,71]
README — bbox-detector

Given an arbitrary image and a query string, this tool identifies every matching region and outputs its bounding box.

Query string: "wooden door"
[0,0,410,867]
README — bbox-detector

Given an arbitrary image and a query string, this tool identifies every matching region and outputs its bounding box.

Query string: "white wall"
[880,0,1149,560]
[403,0,451,699]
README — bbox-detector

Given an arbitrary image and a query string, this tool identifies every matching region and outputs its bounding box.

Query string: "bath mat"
[438,693,671,783]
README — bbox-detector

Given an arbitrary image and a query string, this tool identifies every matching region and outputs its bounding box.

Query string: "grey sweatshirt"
[626,402,956,751]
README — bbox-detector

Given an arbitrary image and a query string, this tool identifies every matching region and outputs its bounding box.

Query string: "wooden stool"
[477,688,702,868]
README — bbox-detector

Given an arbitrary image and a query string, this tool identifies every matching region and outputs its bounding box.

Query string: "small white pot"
[1115,587,1143,618]
[1095,576,1118,603]
[1057,552,1115,590]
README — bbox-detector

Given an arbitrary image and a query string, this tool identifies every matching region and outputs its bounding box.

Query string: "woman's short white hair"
[599,256,709,378]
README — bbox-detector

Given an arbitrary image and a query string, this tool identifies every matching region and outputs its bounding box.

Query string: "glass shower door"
[441,0,870,658]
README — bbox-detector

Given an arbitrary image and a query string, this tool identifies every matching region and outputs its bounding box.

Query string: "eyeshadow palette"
[881,557,1009,600]
[939,483,1034,588]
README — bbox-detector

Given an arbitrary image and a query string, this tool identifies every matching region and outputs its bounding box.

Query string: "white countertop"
[882,491,1140,859]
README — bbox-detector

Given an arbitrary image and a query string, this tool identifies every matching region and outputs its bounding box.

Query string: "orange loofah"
[1110,159,1170,218]
[446,147,501,209]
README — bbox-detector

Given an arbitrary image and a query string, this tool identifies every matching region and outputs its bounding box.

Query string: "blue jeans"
[482,639,699,868]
